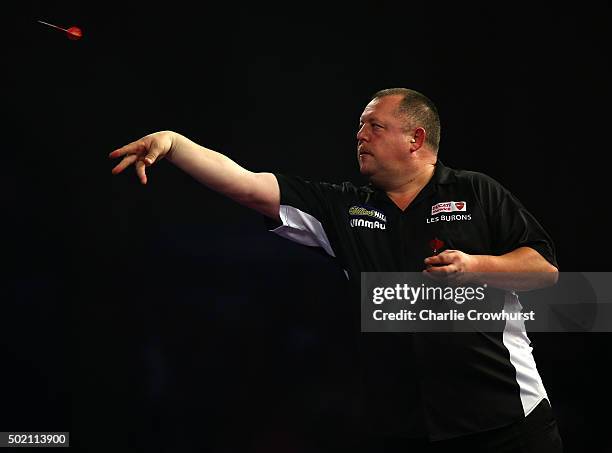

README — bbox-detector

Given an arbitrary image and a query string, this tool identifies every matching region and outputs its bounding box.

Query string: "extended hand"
[108,131,174,184]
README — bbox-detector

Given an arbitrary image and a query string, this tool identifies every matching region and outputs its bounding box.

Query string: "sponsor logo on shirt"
[348,205,387,230]
[431,201,467,215]
[426,214,472,223]
[427,201,471,223]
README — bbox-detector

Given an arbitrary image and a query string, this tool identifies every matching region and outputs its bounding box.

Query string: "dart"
[429,238,445,255]
[37,20,83,40]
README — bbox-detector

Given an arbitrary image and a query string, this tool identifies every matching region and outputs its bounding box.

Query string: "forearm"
[166,132,257,204]
[471,247,558,291]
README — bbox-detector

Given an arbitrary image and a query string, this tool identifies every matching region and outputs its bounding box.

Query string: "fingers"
[423,265,459,286]
[109,138,152,182]
[111,154,138,175]
[135,159,147,184]
[424,251,455,278]
[108,141,146,160]
[424,266,456,276]
[425,255,450,267]
[110,133,170,183]
[424,255,442,266]
[110,152,148,184]
[424,249,459,266]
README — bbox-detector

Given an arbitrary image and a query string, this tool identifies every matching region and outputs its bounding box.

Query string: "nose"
[356,124,369,143]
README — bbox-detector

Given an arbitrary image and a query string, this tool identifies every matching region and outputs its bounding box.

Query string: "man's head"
[357,88,440,185]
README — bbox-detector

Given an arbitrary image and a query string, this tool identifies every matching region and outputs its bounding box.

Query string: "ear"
[410,127,426,151]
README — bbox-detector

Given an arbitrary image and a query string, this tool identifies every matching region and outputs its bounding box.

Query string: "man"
[109,88,563,452]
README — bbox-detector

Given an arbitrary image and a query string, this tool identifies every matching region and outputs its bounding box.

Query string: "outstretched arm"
[109,131,280,220]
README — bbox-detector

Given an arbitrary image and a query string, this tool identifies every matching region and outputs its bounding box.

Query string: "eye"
[373,123,383,129]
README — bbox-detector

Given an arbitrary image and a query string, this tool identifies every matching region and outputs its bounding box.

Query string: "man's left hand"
[423,250,478,284]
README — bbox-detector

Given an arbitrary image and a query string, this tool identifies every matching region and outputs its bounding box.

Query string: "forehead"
[360,95,402,121]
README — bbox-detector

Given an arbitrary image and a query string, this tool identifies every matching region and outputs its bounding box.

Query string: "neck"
[385,163,435,194]
[378,163,436,210]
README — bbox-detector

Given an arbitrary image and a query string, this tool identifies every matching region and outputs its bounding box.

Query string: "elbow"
[548,265,559,286]
[526,247,559,288]
[541,263,559,288]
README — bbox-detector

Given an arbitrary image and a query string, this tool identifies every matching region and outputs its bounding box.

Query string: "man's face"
[357,95,413,180]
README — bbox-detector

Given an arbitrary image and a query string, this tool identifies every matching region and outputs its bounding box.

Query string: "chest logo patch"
[348,205,387,230]
[431,201,467,215]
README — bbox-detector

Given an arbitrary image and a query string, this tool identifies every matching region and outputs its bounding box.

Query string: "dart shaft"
[37,20,68,33]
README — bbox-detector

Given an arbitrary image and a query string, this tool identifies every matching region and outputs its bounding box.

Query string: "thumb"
[143,140,166,166]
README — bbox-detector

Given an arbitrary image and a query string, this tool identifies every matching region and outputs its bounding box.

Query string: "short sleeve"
[473,174,558,268]
[265,173,344,258]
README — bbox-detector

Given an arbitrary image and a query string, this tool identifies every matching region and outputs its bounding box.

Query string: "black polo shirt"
[266,161,557,441]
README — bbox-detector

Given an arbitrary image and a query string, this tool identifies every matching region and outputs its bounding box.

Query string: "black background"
[6,2,611,452]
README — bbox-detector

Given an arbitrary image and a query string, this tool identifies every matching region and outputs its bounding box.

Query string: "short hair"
[372,88,441,152]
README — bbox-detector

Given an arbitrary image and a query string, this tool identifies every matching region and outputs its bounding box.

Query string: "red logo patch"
[454,202,465,210]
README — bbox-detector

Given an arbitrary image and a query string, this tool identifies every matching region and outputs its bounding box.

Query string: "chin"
[358,166,372,177]
[358,161,372,174]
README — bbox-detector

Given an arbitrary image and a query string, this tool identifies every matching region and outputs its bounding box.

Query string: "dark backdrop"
[7,2,611,452]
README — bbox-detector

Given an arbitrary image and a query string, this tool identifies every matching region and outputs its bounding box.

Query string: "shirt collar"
[431,160,456,185]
